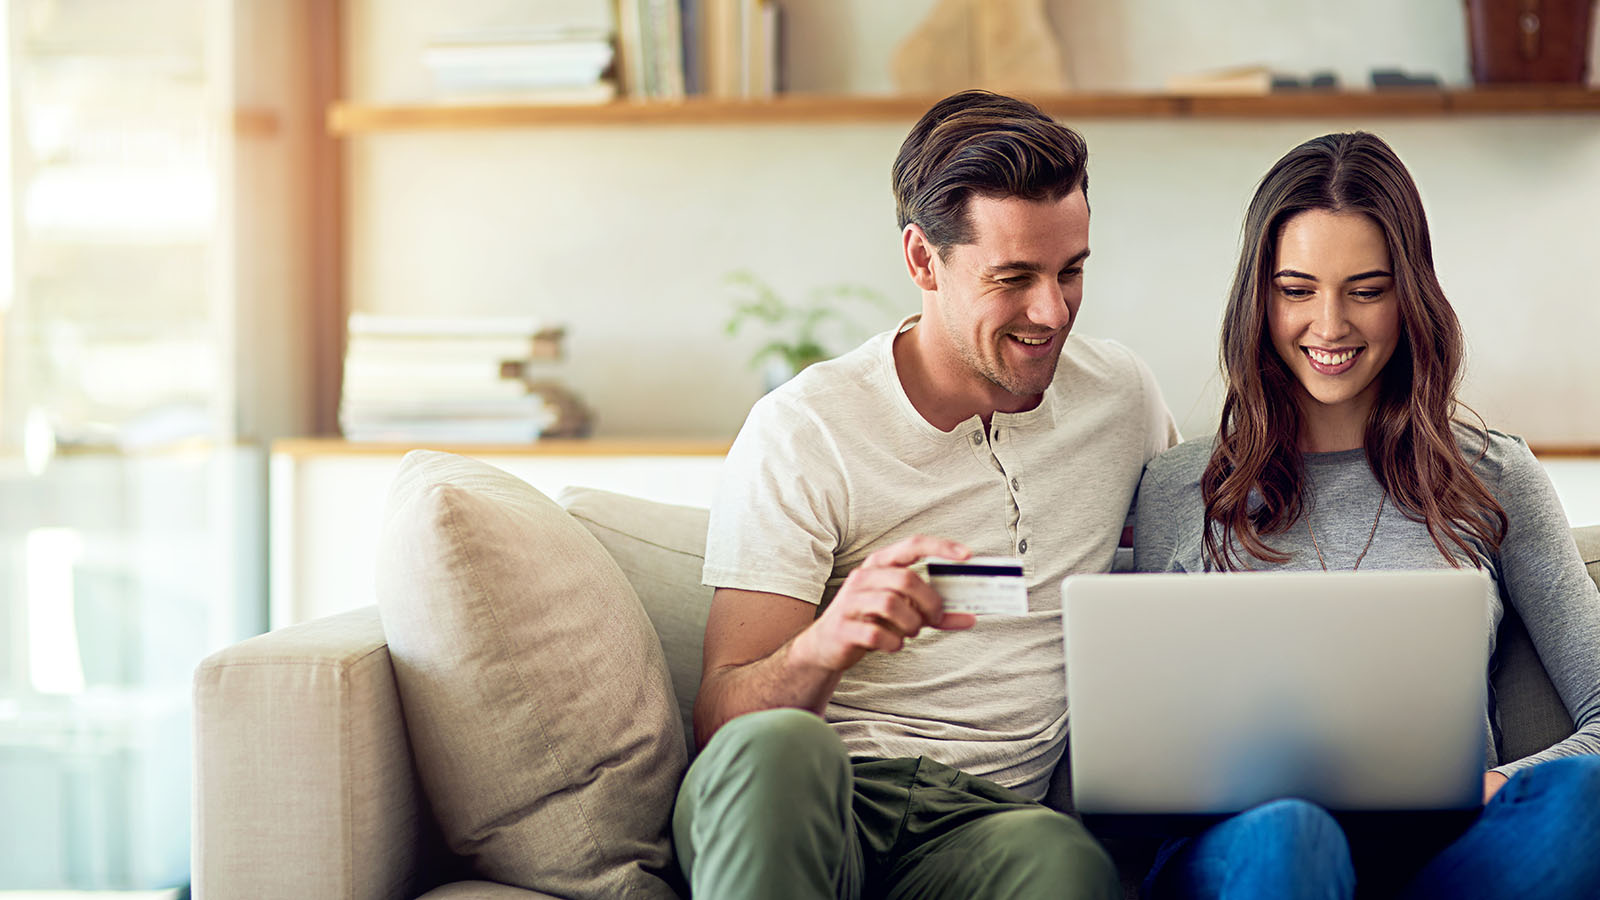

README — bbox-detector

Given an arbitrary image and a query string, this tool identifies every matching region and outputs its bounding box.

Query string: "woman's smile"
[1301,345,1364,375]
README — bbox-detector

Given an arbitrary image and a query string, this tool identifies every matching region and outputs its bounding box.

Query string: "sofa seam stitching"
[565,512,704,559]
[339,661,356,898]
[199,653,384,671]
[347,646,428,898]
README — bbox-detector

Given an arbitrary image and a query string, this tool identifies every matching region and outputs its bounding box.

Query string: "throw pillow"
[376,450,684,899]
[559,486,714,757]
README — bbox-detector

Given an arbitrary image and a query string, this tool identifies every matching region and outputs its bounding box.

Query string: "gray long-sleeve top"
[1132,430,1600,779]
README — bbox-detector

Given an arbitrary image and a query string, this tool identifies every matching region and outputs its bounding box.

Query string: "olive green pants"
[673,708,1118,900]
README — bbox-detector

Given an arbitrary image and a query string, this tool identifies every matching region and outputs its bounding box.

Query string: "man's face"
[924,190,1090,401]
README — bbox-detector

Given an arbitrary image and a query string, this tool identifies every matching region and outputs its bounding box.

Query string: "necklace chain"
[1306,493,1386,571]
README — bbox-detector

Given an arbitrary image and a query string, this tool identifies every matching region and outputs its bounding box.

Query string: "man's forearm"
[692,633,842,750]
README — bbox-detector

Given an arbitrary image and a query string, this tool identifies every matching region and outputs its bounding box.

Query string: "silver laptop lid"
[1062,570,1490,816]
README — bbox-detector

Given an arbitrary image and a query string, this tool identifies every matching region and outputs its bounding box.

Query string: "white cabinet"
[270,440,1600,636]
[268,439,726,628]
[1541,458,1600,530]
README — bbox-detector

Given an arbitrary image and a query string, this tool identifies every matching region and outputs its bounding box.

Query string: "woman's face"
[1267,209,1401,428]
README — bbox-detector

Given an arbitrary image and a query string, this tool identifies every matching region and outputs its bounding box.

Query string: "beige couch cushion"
[1494,524,1600,761]
[1577,524,1599,582]
[376,451,685,900]
[193,607,447,900]
[560,487,715,756]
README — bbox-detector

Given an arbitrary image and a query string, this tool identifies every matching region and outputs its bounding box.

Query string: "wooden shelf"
[1531,444,1600,458]
[329,88,1600,132]
[271,436,731,458]
[272,436,1596,458]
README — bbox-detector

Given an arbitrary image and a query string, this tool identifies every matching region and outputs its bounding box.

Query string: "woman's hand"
[1483,771,1509,802]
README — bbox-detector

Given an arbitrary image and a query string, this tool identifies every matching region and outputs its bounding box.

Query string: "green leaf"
[725,270,900,374]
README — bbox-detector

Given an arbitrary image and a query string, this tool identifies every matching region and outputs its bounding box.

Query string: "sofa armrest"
[193,606,446,900]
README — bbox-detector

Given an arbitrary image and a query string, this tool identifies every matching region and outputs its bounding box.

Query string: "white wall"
[342,0,1600,444]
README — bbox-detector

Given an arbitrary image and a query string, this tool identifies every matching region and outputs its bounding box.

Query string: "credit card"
[925,556,1028,615]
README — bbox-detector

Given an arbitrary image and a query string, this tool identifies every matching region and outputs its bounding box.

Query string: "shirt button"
[972,433,983,446]
[1010,477,1020,490]
[1019,539,1029,554]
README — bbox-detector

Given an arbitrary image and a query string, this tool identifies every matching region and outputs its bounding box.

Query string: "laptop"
[1060,570,1490,831]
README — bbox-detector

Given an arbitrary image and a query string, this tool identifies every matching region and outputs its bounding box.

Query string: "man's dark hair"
[891,90,1089,256]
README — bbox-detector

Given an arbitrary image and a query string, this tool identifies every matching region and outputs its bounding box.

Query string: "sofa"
[192,450,1600,899]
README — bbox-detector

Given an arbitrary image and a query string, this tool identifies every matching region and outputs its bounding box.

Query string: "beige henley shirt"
[704,316,1178,799]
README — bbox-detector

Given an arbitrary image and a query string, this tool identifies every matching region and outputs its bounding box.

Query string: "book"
[343,336,562,365]
[680,0,701,94]
[698,0,777,98]
[347,313,556,338]
[739,0,756,97]
[340,394,552,420]
[339,385,557,443]
[427,83,619,106]
[424,29,617,96]
[646,0,687,99]
[425,42,615,75]
[702,0,739,98]
[428,66,614,93]
[747,0,779,99]
[617,0,687,99]
[345,322,564,367]
[340,419,551,444]
[615,0,647,97]
[342,359,533,390]
[1166,65,1275,96]
[339,315,570,436]
[431,25,614,43]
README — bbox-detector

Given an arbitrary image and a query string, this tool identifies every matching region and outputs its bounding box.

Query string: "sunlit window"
[0,0,258,892]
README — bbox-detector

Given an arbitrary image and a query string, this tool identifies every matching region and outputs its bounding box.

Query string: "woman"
[1133,132,1600,898]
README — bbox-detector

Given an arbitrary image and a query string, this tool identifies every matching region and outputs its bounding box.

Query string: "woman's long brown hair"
[1202,132,1507,570]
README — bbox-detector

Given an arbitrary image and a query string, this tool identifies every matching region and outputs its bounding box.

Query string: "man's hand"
[790,535,977,673]
[1483,771,1508,803]
[693,535,977,749]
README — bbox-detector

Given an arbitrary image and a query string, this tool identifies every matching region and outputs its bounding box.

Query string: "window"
[0,0,263,889]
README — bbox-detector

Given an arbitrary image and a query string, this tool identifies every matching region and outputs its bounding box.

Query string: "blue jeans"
[1142,798,1353,900]
[1144,755,1600,899]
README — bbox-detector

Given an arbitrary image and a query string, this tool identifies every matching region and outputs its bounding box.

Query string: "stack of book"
[339,315,566,444]
[423,27,618,105]
[1164,66,1343,95]
[616,0,781,100]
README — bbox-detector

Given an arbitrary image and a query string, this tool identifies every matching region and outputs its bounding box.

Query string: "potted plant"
[723,270,897,390]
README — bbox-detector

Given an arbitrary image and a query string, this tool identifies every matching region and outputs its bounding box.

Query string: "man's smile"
[1006,331,1061,357]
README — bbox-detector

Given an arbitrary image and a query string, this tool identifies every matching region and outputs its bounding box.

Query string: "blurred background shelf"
[268,437,729,629]
[328,88,1600,132]
[271,436,730,456]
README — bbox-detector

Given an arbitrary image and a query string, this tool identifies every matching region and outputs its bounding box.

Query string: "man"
[675,90,1179,899]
